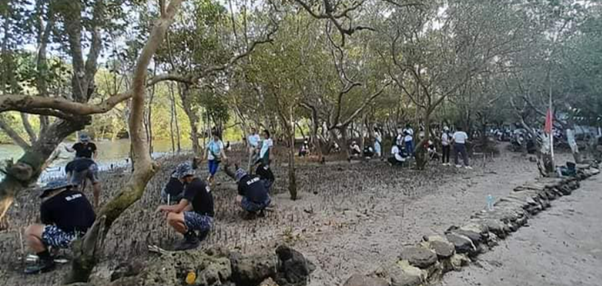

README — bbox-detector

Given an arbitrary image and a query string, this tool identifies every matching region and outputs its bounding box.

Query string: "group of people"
[23,128,277,274]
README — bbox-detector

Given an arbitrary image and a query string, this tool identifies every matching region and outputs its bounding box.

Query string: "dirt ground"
[0,144,574,285]
[438,174,602,286]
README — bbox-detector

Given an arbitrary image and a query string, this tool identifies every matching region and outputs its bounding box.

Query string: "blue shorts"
[41,225,83,248]
[208,160,220,176]
[241,196,271,213]
[183,212,213,232]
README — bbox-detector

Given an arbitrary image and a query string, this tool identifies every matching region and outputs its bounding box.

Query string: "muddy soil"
[0,145,570,286]
[438,174,602,286]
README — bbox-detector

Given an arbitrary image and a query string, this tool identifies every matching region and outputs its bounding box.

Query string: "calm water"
[0,139,193,181]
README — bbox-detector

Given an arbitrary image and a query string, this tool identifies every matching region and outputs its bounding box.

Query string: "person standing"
[403,124,414,157]
[202,132,228,186]
[452,126,471,169]
[257,130,273,166]
[65,133,102,207]
[156,164,214,251]
[24,179,95,274]
[374,128,383,159]
[441,126,451,166]
[247,128,261,170]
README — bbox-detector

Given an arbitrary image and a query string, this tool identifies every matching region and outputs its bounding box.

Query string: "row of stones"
[344,165,601,286]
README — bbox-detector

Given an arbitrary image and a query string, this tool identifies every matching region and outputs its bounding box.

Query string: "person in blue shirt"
[201,132,228,186]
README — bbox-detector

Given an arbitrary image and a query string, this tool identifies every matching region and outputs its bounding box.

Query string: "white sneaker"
[455,164,462,168]
[465,166,473,170]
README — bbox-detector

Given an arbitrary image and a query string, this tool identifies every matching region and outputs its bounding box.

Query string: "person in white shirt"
[452,126,471,169]
[247,128,261,169]
[257,130,273,166]
[374,128,383,158]
[388,144,406,166]
[441,126,451,166]
[403,124,414,157]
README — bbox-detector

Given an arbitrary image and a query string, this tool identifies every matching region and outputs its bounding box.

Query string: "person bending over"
[156,164,214,251]
[225,163,271,217]
[24,179,95,274]
[161,158,200,204]
[65,157,101,208]
[388,144,406,166]
[255,162,275,192]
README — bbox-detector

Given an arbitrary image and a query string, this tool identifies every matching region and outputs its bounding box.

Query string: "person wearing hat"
[65,133,98,159]
[156,163,214,251]
[24,179,96,274]
[224,163,271,217]
[161,158,201,204]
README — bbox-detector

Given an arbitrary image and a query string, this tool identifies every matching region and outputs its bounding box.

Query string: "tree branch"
[20,113,37,143]
[0,117,31,150]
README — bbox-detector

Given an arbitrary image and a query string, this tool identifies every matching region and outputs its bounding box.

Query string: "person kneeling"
[225,164,271,218]
[24,179,95,274]
[388,144,406,166]
[156,164,214,251]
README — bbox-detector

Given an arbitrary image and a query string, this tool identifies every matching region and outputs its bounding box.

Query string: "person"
[257,130,273,166]
[247,128,261,168]
[388,144,406,166]
[224,163,271,217]
[363,145,374,159]
[255,162,275,192]
[441,126,451,166]
[65,133,97,159]
[299,139,309,157]
[65,157,102,208]
[24,179,95,274]
[156,164,214,251]
[349,141,361,158]
[452,126,471,169]
[202,132,228,186]
[374,128,382,158]
[161,158,201,204]
[396,127,404,147]
[403,124,414,157]
[225,141,232,152]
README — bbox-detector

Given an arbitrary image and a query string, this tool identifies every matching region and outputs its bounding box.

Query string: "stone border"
[343,164,600,286]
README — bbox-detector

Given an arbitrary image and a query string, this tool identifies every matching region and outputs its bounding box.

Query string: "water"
[0,139,193,182]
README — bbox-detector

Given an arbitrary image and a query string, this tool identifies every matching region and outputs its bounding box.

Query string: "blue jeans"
[241,196,271,213]
[405,140,414,156]
[208,160,220,176]
[454,143,469,166]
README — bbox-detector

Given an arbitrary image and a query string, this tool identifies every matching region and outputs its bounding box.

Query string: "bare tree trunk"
[169,84,176,153]
[64,0,182,282]
[179,84,200,154]
[287,106,297,200]
[147,81,156,154]
[415,111,431,170]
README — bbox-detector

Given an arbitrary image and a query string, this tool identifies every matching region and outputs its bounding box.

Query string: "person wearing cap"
[201,131,228,186]
[24,179,95,274]
[224,163,271,217]
[161,158,201,204]
[65,133,98,159]
[156,163,214,251]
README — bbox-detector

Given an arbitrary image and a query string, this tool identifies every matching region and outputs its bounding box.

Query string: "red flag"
[544,108,553,134]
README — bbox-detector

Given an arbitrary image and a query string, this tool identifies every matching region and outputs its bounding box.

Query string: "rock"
[399,246,437,269]
[445,233,477,255]
[451,229,482,245]
[389,260,423,286]
[449,254,470,269]
[479,220,508,238]
[274,245,316,286]
[110,261,145,282]
[343,274,389,286]
[230,251,277,286]
[426,240,455,259]
[198,257,232,286]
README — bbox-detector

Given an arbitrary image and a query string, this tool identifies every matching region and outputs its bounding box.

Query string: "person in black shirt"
[66,133,98,159]
[65,157,101,208]
[160,158,201,204]
[156,163,214,251]
[24,179,95,274]
[225,162,271,216]
[255,162,275,193]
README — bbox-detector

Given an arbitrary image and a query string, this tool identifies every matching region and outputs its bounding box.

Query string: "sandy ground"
[0,145,575,285]
[438,174,602,286]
